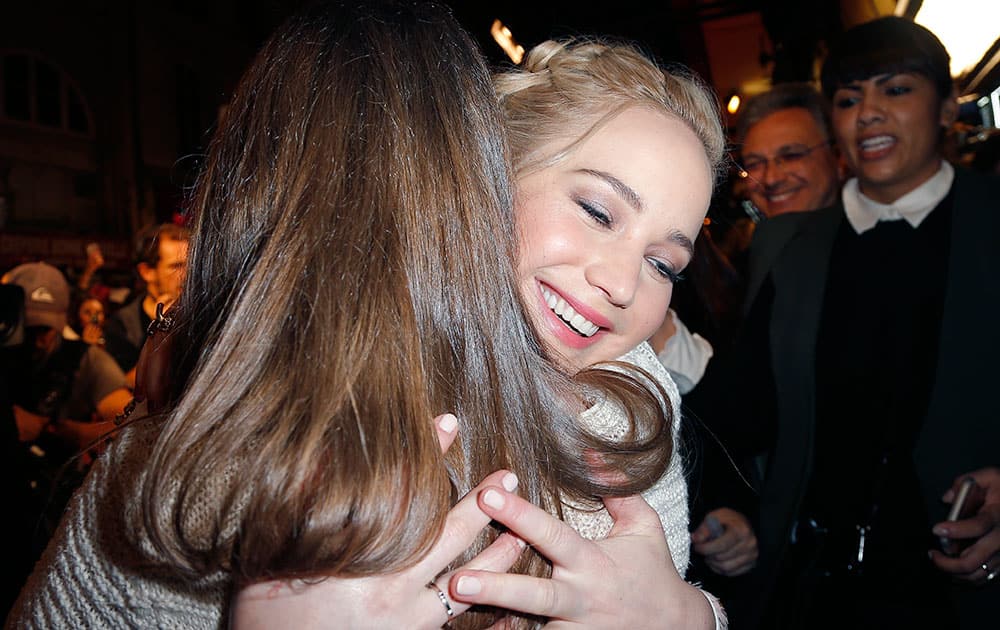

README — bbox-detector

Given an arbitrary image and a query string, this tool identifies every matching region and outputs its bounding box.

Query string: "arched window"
[1,51,94,136]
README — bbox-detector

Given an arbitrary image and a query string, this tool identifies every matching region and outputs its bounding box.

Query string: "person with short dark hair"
[695,15,1000,629]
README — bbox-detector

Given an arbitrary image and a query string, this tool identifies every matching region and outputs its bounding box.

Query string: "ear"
[137,261,156,284]
[939,88,959,128]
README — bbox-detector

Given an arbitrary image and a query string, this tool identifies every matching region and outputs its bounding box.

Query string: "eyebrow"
[577,168,643,211]
[670,230,695,258]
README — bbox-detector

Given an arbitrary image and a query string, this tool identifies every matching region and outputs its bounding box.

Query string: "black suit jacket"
[742,168,1000,628]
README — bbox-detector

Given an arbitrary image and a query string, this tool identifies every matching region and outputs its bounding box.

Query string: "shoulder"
[745,206,841,293]
[8,441,229,627]
[953,165,1000,188]
[82,345,126,376]
[750,206,838,252]
[579,343,682,438]
[110,297,144,324]
[79,345,128,393]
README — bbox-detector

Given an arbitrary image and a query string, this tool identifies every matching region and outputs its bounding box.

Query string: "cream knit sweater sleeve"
[564,342,728,629]
[563,342,691,574]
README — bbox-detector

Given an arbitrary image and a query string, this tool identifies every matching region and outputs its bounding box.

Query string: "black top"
[804,192,953,567]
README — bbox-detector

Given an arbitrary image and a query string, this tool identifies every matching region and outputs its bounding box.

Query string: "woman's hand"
[233,414,520,629]
[81,322,105,346]
[433,412,459,453]
[929,467,1000,586]
[233,468,523,629]
[446,486,717,629]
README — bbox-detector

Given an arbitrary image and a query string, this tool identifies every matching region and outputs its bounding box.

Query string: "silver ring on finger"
[987,567,1000,582]
[426,581,455,621]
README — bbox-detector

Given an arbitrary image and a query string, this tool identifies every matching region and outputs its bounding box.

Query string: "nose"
[585,245,642,308]
[857,90,885,127]
[762,158,786,187]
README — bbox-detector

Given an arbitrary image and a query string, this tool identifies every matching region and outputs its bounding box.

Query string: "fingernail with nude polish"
[438,414,458,434]
[502,472,518,492]
[456,576,482,596]
[483,489,505,509]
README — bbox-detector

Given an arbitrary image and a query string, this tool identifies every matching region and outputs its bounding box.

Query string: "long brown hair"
[134,0,673,603]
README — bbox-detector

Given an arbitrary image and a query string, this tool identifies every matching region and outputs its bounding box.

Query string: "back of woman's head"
[139,0,563,581]
[494,39,726,182]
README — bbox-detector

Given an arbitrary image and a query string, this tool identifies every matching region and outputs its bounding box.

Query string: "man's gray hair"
[736,82,832,146]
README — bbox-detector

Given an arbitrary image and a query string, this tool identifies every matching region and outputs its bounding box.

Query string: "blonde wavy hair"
[495,38,726,183]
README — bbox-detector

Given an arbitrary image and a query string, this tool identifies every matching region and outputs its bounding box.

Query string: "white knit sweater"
[568,342,727,629]
[565,342,691,574]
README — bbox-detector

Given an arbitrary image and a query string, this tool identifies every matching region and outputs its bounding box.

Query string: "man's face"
[741,107,841,217]
[831,72,955,204]
[140,237,188,304]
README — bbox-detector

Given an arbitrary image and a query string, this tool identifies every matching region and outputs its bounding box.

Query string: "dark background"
[1,1,996,273]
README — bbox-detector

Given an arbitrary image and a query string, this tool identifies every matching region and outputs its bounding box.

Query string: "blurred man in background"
[737,82,843,218]
[103,223,189,387]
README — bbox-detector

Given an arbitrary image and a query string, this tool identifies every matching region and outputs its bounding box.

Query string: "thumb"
[604,493,660,536]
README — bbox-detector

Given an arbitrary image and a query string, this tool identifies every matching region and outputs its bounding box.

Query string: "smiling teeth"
[860,135,894,150]
[766,191,795,202]
[541,287,600,337]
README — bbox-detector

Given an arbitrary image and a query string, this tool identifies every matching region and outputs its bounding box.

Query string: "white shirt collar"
[842,160,954,235]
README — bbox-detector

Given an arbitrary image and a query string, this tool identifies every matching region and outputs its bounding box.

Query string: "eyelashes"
[834,83,915,108]
[649,259,683,283]
[578,199,611,226]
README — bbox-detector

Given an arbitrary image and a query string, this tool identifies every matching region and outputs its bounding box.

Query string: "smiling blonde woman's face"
[515,106,713,371]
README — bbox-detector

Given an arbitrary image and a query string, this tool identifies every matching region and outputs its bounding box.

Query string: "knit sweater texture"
[567,342,690,574]
[8,342,692,628]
